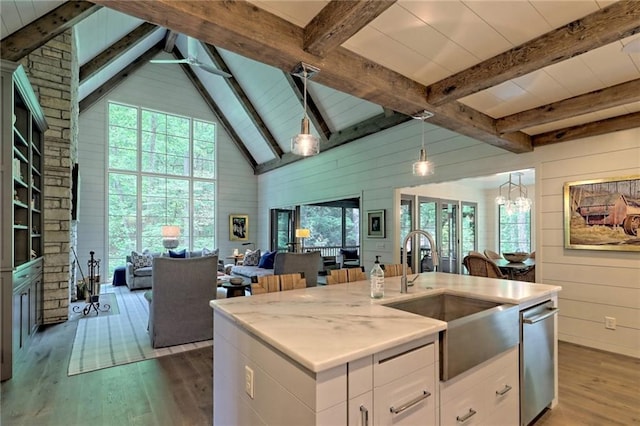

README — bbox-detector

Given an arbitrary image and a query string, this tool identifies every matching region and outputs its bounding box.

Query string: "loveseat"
[144,255,218,348]
[125,248,217,290]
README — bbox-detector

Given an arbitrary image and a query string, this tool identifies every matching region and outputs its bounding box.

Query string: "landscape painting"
[564,175,640,251]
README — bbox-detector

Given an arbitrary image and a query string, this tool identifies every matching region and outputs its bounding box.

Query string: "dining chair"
[483,249,501,260]
[381,264,412,277]
[326,269,348,285]
[513,266,535,282]
[279,273,307,291]
[252,273,307,294]
[463,254,507,279]
[346,267,367,282]
[251,275,280,294]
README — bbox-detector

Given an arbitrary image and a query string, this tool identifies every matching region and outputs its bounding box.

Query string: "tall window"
[499,206,531,253]
[107,102,216,276]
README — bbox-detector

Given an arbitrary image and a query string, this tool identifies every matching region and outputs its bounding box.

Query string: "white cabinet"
[440,346,519,426]
[349,337,437,426]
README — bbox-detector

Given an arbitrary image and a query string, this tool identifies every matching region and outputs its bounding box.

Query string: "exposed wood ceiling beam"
[79,40,164,112]
[163,30,178,52]
[497,78,640,134]
[284,72,332,142]
[88,0,533,154]
[79,22,158,83]
[304,0,396,57]
[172,49,257,171]
[532,111,640,146]
[256,111,411,174]
[427,0,640,106]
[1,1,101,62]
[202,43,283,158]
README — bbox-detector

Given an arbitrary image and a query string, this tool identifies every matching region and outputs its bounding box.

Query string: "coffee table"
[222,282,251,298]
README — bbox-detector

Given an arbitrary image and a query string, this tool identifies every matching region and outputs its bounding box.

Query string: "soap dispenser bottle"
[370,256,384,299]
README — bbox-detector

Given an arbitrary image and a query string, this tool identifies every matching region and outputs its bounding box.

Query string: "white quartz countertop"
[210,272,561,372]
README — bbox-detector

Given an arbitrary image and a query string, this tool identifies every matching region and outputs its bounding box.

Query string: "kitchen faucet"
[401,229,439,294]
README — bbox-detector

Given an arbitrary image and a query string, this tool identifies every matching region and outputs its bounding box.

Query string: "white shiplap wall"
[77,55,257,273]
[258,125,639,358]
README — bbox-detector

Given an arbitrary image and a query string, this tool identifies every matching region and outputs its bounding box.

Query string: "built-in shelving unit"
[1,60,48,381]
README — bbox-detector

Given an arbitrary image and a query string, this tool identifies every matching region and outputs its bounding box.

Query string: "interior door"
[270,209,295,252]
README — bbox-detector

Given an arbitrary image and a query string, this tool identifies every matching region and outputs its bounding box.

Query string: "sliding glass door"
[270,209,295,252]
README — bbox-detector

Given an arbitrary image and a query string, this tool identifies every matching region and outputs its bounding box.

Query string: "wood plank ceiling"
[2,0,640,174]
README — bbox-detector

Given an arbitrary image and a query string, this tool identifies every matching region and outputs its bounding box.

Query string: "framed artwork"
[564,175,640,251]
[229,214,249,241]
[367,209,385,238]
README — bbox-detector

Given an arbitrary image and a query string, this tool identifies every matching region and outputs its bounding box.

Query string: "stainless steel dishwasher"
[520,301,559,426]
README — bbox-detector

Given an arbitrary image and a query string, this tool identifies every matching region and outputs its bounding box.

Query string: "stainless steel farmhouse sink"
[385,294,519,380]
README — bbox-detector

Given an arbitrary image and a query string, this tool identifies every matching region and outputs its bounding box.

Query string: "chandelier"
[495,172,532,215]
[291,62,320,156]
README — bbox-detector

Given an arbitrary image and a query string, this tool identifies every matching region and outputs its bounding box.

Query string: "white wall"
[259,123,640,358]
[77,57,258,274]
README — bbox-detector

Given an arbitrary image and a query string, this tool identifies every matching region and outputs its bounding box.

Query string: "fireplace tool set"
[72,250,110,316]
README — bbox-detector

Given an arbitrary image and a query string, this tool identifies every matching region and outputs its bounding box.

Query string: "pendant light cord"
[303,68,308,119]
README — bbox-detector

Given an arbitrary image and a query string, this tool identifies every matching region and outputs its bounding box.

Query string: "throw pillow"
[202,247,219,257]
[130,251,153,270]
[169,249,186,258]
[340,248,359,260]
[257,250,277,269]
[243,249,261,266]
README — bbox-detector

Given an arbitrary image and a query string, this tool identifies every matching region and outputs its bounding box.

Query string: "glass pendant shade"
[412,149,434,176]
[291,117,319,156]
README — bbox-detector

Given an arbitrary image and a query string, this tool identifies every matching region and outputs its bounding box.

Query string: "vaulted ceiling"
[2,0,639,175]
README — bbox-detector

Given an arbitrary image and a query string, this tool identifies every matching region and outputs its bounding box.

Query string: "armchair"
[273,251,322,287]
[145,255,218,348]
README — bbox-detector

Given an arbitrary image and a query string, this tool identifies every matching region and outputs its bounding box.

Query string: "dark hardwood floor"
[1,318,638,425]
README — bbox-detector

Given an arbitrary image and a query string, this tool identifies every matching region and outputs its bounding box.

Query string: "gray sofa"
[230,251,322,286]
[126,249,215,290]
[144,255,218,348]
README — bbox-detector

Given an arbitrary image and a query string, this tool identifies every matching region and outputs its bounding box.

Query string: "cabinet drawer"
[374,337,434,387]
[441,346,517,405]
[374,365,436,425]
[441,385,484,426]
[484,358,519,417]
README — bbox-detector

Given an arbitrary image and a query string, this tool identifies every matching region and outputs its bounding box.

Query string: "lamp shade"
[161,225,180,239]
[295,228,310,238]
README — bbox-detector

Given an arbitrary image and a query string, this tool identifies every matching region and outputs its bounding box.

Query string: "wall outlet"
[605,316,616,330]
[245,365,254,398]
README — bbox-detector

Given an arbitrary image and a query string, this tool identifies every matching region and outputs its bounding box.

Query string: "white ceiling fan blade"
[622,37,640,53]
[150,59,190,64]
[193,62,232,78]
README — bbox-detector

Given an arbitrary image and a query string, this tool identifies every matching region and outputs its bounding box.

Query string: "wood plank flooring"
[1,319,638,425]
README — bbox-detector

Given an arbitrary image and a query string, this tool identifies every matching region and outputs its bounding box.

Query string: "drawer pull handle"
[390,390,431,415]
[359,405,368,426]
[456,408,477,423]
[496,384,512,396]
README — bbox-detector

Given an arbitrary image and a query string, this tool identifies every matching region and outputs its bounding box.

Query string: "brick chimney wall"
[20,30,78,324]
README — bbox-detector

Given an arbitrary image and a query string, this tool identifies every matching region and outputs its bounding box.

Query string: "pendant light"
[291,62,320,156]
[495,172,532,215]
[412,110,435,176]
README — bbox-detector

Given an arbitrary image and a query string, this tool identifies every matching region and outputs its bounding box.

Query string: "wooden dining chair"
[279,273,307,291]
[463,254,507,279]
[483,249,501,260]
[513,266,535,282]
[346,267,367,282]
[251,275,280,295]
[326,269,348,285]
[381,264,412,277]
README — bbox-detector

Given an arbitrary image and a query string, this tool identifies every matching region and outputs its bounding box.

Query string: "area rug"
[68,284,212,376]
[69,292,120,319]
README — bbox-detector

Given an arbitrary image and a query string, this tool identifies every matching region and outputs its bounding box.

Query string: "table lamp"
[295,228,310,253]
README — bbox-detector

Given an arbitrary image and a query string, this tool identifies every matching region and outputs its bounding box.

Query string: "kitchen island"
[210,272,561,425]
